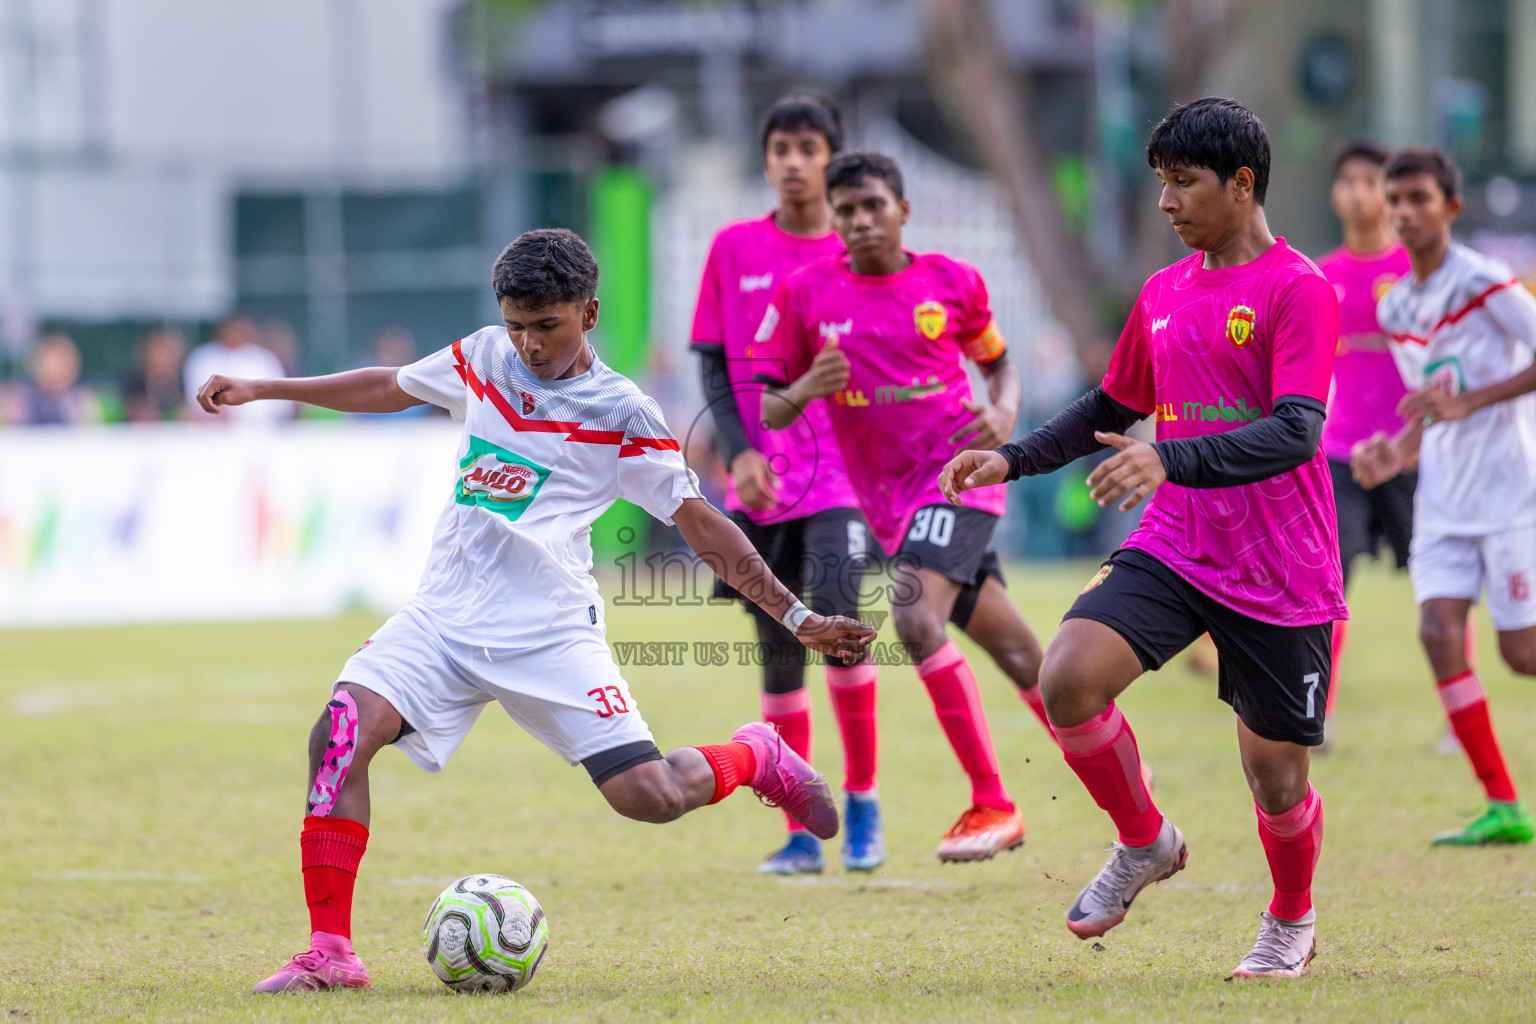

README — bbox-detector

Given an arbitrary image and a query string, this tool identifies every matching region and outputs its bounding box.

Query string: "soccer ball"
[422,874,549,993]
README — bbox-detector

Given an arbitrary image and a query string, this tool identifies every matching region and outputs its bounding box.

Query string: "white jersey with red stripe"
[395,326,702,646]
[1378,242,1536,536]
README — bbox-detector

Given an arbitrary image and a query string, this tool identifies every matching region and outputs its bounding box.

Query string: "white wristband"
[781,601,812,634]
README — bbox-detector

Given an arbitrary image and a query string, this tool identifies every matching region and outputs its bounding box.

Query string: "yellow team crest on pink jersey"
[914,300,947,341]
[1373,274,1399,302]
[1226,305,1256,348]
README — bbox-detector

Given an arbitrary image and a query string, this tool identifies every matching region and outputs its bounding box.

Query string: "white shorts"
[1409,524,1536,631]
[336,604,655,773]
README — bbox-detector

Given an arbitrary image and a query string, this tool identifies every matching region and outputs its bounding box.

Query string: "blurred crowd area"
[0,317,444,427]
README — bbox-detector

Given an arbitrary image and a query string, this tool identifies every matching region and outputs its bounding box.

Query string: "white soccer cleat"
[1065,817,1186,939]
[1229,910,1317,979]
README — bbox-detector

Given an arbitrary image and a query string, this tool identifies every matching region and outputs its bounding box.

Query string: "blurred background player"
[196,228,876,994]
[1316,140,1413,745]
[944,98,1343,978]
[691,96,882,876]
[1353,147,1536,846]
[760,150,1049,864]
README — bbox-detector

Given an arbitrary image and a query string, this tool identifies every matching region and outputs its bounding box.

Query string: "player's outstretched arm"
[761,339,849,430]
[197,367,423,416]
[671,497,875,664]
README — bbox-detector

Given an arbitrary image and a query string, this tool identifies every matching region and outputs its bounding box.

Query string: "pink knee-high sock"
[827,663,878,793]
[1018,684,1058,746]
[917,640,1013,812]
[1438,671,1518,802]
[762,689,812,832]
[1326,618,1347,718]
[1255,784,1323,920]
[1052,703,1161,847]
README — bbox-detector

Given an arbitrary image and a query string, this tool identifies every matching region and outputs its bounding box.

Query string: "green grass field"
[3,560,1535,1023]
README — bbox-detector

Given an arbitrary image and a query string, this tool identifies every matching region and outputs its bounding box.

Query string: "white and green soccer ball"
[422,874,548,993]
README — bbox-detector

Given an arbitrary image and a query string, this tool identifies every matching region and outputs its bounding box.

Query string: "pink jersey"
[1317,243,1413,461]
[1104,238,1347,627]
[761,251,1009,555]
[690,212,858,523]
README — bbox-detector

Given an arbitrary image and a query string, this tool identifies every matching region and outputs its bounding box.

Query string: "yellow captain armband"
[961,320,1007,364]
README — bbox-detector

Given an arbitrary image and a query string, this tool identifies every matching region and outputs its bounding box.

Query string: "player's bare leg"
[892,565,1022,861]
[1420,599,1534,845]
[1041,619,1185,939]
[965,578,1154,790]
[600,725,838,838]
[253,682,403,994]
[1230,720,1320,978]
[596,749,721,822]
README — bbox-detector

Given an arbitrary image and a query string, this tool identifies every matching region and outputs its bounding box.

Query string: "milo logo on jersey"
[456,436,551,521]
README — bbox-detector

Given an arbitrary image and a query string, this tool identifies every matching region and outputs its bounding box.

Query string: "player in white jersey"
[1352,148,1536,846]
[196,229,876,994]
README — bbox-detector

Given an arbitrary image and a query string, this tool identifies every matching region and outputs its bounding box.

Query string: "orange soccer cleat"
[935,804,1025,863]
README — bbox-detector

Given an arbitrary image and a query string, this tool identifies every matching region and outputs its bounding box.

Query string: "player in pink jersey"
[758,150,1050,864]
[1316,140,1414,742]
[692,96,882,876]
[944,99,1343,977]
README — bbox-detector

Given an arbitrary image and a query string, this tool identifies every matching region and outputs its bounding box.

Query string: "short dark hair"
[492,228,599,308]
[1146,97,1271,205]
[1384,145,1461,200]
[1332,139,1390,178]
[825,150,904,201]
[760,94,844,155]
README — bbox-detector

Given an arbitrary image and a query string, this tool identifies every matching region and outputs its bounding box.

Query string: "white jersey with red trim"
[1378,242,1536,536]
[395,326,702,646]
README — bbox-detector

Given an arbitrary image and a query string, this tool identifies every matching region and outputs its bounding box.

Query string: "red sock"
[762,689,812,831]
[1018,684,1058,746]
[1255,784,1323,920]
[1052,703,1161,847]
[827,663,878,793]
[696,741,757,804]
[301,815,369,939]
[1438,671,1518,802]
[1326,618,1347,718]
[917,640,1012,812]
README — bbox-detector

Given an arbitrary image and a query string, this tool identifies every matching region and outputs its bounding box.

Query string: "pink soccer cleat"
[251,932,370,994]
[732,722,840,840]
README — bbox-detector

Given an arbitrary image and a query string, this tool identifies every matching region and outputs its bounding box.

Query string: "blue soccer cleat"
[756,830,824,875]
[842,790,886,872]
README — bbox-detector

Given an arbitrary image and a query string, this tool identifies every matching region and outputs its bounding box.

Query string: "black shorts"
[715,506,871,622]
[1064,548,1333,746]
[896,504,1005,630]
[1329,457,1415,575]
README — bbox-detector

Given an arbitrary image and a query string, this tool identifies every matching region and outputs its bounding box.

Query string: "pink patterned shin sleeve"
[307,690,359,816]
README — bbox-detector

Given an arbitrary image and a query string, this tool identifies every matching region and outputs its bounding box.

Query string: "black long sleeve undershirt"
[996,387,1326,489]
[695,345,754,467]
[997,387,1143,480]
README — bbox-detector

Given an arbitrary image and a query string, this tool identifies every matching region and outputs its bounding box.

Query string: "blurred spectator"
[261,319,301,375]
[184,313,294,422]
[122,326,187,422]
[1,332,103,426]
[357,326,442,419]
[371,325,416,368]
